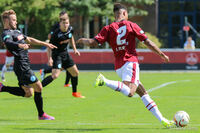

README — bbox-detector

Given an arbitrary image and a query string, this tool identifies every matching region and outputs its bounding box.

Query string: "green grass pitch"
[0,71,199,133]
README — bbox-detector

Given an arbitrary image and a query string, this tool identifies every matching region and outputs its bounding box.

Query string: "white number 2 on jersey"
[117,25,127,45]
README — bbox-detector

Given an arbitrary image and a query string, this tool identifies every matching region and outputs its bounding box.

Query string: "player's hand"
[161,54,170,63]
[74,49,80,56]
[18,44,30,50]
[47,43,57,49]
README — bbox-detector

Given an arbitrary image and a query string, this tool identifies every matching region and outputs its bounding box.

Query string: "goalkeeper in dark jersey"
[0,9,57,120]
[41,12,85,98]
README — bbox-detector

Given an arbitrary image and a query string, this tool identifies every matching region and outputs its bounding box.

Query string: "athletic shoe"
[72,92,85,98]
[0,82,3,92]
[39,69,45,80]
[64,84,72,87]
[95,73,106,87]
[161,118,176,128]
[38,113,55,120]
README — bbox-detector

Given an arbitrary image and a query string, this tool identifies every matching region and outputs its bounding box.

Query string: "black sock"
[34,92,44,117]
[44,67,52,74]
[65,71,71,85]
[1,86,25,97]
[42,75,54,87]
[71,76,78,93]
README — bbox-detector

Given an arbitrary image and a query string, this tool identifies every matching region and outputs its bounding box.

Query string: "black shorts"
[14,68,38,86]
[52,51,74,69]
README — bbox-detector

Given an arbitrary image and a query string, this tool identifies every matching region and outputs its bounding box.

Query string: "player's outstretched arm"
[47,47,53,66]
[70,36,80,56]
[25,37,57,49]
[76,38,98,47]
[144,39,169,63]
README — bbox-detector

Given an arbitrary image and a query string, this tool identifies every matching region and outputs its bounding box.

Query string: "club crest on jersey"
[17,35,24,41]
[58,64,62,69]
[68,33,72,38]
[30,75,36,82]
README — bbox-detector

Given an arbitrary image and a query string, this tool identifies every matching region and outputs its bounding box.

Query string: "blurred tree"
[0,0,154,46]
[61,0,154,38]
[0,0,61,40]
[137,32,163,48]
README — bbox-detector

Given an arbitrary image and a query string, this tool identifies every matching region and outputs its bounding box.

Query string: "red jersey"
[6,50,13,57]
[95,20,147,70]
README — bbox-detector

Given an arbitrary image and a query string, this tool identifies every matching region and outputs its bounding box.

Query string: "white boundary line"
[0,80,195,127]
[133,80,191,98]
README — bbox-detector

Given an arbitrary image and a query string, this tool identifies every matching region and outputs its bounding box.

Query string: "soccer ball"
[173,111,190,127]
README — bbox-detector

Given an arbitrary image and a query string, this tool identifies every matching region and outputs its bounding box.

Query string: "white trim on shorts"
[116,62,140,87]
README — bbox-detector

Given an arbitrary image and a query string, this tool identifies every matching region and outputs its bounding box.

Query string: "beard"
[9,22,16,30]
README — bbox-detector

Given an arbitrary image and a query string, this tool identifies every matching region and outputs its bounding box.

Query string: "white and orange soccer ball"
[173,111,190,127]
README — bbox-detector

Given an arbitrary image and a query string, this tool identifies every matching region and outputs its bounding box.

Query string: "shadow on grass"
[14,127,162,132]
[15,128,103,132]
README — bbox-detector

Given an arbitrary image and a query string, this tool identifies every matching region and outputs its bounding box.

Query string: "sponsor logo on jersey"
[17,35,24,41]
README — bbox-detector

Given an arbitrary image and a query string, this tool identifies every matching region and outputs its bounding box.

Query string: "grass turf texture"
[0,71,199,133]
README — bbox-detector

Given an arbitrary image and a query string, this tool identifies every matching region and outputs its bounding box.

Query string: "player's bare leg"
[95,74,175,128]
[51,69,61,79]
[67,65,85,98]
[21,85,33,97]
[123,81,137,97]
[30,81,54,120]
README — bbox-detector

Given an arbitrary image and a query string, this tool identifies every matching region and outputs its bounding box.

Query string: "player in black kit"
[40,11,72,88]
[41,12,85,98]
[0,9,57,120]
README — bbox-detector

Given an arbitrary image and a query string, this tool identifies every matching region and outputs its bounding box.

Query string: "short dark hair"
[59,10,67,16]
[113,3,127,13]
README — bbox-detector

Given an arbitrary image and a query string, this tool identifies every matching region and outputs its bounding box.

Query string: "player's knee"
[128,92,135,97]
[72,71,79,77]
[52,74,59,79]
[24,90,33,98]
[25,93,32,98]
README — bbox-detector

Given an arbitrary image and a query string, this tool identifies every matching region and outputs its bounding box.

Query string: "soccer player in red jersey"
[77,3,175,128]
[1,50,14,81]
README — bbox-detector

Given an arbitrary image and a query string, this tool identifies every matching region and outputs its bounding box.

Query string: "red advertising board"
[0,49,199,68]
